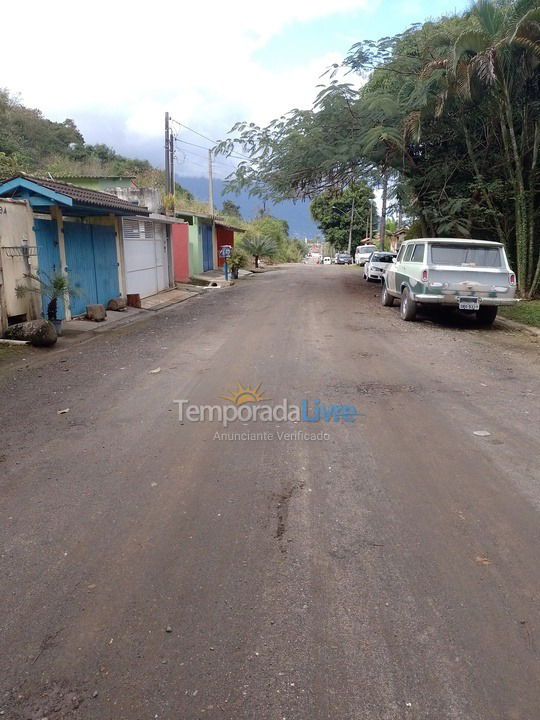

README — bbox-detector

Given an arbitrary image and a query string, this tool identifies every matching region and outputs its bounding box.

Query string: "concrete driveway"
[1,264,539,719]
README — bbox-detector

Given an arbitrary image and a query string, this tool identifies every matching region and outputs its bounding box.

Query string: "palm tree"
[451,0,540,295]
[240,235,278,268]
[15,271,79,322]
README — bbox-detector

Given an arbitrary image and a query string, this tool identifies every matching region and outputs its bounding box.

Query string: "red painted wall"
[171,222,190,282]
[216,226,235,267]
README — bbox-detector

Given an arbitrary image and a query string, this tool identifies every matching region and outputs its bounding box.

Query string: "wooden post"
[50,206,71,320]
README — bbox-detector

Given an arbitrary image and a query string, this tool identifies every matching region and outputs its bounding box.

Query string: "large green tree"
[310,183,376,251]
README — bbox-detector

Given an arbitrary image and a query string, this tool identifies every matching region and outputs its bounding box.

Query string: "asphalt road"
[1,264,540,720]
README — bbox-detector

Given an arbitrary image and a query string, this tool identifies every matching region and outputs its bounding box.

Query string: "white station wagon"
[382,238,519,324]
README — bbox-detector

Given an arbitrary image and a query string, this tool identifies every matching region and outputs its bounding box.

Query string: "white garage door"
[123,219,169,298]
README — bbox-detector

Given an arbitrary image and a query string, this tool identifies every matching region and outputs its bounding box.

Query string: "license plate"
[459,297,479,310]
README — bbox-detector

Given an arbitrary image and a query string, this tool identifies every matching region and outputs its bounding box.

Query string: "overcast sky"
[4,0,469,179]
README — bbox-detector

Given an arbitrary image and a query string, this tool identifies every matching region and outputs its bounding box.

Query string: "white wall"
[0,199,40,324]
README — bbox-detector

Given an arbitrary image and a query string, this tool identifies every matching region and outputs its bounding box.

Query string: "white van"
[355,244,377,266]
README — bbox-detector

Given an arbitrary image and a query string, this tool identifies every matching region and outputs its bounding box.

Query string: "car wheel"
[400,287,417,321]
[381,282,394,307]
[476,305,498,325]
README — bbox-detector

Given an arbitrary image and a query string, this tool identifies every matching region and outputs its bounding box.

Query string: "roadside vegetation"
[237,213,305,266]
[217,0,540,298]
[500,300,540,327]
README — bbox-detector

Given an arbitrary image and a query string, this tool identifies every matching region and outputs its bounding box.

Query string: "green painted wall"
[188,217,203,275]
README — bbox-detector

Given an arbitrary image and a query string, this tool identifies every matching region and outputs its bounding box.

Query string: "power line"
[170,118,216,145]
[170,117,253,162]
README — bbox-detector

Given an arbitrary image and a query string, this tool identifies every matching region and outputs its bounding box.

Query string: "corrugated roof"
[0,174,149,215]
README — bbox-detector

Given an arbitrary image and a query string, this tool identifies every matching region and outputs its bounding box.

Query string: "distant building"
[389,227,409,252]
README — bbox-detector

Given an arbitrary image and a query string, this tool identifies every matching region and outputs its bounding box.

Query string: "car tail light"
[421,269,428,283]
[508,273,516,286]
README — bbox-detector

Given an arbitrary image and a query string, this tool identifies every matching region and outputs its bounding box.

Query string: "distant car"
[382,238,519,324]
[336,252,353,265]
[364,251,396,281]
[355,244,377,266]
[323,256,332,265]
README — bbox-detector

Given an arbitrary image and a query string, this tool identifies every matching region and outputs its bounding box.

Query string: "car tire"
[476,305,498,325]
[400,287,417,321]
[381,283,394,307]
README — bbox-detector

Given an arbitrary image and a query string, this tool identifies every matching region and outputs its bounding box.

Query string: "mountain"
[176,175,318,239]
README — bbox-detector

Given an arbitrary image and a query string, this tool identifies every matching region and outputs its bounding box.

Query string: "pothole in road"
[275,481,305,552]
[355,382,421,396]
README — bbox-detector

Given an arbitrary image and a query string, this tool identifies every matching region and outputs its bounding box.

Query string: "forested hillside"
[0,89,152,178]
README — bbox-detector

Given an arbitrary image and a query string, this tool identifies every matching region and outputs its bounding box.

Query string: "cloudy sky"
[3,0,469,179]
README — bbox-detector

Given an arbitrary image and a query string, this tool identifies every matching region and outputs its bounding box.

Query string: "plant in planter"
[15,271,80,336]
[162,193,175,216]
[229,248,249,279]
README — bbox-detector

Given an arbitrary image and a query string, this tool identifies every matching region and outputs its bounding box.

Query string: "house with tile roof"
[0,174,152,328]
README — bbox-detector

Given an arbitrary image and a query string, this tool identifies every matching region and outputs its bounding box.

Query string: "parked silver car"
[382,238,519,324]
[363,251,397,281]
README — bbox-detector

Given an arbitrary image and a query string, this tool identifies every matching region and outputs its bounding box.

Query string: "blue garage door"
[93,225,121,307]
[33,218,65,319]
[202,224,213,271]
[64,223,120,316]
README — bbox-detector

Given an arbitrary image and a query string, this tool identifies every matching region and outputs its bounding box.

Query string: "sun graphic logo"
[218,382,271,406]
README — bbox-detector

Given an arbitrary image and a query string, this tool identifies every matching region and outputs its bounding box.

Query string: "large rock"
[86,304,107,322]
[107,296,127,311]
[4,319,57,347]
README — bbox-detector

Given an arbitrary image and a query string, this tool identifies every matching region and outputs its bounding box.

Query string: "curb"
[495,316,540,338]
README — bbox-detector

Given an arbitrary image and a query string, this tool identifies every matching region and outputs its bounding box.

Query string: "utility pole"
[379,171,388,252]
[369,200,373,241]
[208,148,214,216]
[347,195,355,255]
[164,112,170,194]
[169,127,174,197]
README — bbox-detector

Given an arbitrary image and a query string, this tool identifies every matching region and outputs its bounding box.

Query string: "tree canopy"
[217,0,540,297]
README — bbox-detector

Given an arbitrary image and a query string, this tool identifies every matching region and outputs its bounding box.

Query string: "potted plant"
[162,193,175,216]
[15,271,79,336]
[229,248,249,279]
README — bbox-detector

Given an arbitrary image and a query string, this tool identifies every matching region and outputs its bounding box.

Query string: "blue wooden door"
[202,224,213,271]
[64,223,98,316]
[64,223,120,316]
[33,218,65,319]
[92,225,120,306]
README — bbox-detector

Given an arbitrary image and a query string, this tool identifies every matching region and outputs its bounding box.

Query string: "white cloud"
[3,0,370,173]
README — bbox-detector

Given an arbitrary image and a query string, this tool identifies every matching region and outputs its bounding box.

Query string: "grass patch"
[500,300,540,328]
[0,344,26,366]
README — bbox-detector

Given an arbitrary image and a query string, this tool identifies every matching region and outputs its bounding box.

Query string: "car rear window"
[430,244,502,267]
